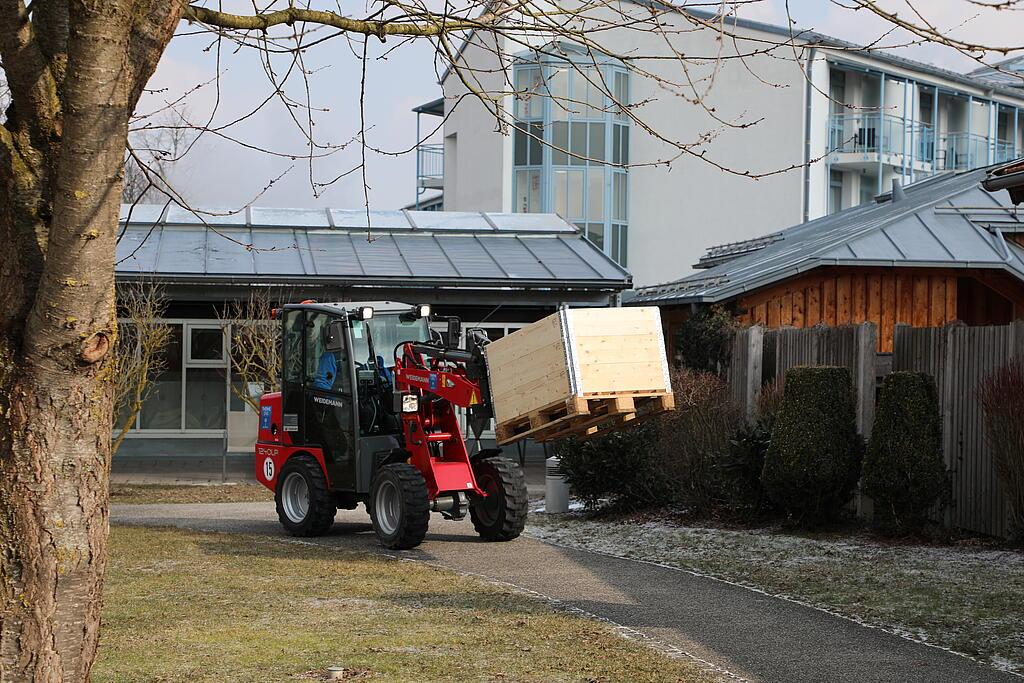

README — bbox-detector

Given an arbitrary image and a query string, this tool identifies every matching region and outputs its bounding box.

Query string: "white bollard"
[545,455,569,514]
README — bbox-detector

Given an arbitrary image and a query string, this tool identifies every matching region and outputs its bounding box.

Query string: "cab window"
[304,312,350,393]
[282,310,304,385]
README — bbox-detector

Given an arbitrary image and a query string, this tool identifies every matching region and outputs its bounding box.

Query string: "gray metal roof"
[969,56,1024,89]
[116,206,630,290]
[631,167,1024,306]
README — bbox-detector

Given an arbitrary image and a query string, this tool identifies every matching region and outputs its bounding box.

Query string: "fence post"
[744,326,763,421]
[730,326,764,421]
[853,322,877,520]
[854,322,877,438]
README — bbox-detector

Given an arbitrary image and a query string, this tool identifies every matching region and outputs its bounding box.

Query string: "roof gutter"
[114,272,632,291]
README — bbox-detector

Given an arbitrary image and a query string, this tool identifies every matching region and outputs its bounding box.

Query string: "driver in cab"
[312,323,343,391]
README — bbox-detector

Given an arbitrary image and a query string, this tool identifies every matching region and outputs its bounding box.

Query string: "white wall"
[441,31,510,212]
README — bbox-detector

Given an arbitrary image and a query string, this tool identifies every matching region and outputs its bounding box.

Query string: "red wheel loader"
[254,301,528,549]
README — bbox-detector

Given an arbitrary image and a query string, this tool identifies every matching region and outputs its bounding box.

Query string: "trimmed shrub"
[979,360,1024,545]
[862,372,946,533]
[675,305,737,376]
[761,366,863,524]
[556,423,664,511]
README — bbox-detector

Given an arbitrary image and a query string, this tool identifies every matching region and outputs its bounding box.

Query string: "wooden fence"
[729,321,1023,538]
[893,322,1024,538]
[732,323,876,435]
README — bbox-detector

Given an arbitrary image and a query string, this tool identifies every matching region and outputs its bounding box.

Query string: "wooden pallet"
[494,392,675,445]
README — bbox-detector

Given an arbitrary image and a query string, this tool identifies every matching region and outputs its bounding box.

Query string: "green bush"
[556,423,665,511]
[761,366,863,524]
[720,379,784,520]
[863,372,946,533]
[675,305,737,376]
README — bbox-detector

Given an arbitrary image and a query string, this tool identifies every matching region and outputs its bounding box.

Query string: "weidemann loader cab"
[255,300,527,549]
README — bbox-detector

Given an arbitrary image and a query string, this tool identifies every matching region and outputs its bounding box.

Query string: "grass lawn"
[110,483,273,505]
[527,512,1024,674]
[96,526,718,682]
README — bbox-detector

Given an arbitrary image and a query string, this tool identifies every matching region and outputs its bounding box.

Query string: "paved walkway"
[112,502,1018,683]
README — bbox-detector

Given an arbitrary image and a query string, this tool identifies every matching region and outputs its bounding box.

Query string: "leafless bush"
[219,290,279,412]
[979,360,1024,545]
[112,283,171,455]
[653,368,743,515]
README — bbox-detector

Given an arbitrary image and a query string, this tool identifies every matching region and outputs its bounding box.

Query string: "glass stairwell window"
[512,54,629,266]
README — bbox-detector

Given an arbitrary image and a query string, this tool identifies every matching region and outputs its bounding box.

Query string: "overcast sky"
[142,1,1024,213]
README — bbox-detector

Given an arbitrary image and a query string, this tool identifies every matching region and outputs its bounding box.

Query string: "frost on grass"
[528,510,1024,674]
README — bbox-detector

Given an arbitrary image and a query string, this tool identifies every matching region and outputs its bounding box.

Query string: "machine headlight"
[357,306,374,320]
[416,304,431,318]
[402,394,419,413]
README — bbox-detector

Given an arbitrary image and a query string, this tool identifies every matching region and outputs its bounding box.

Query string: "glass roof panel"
[486,213,576,232]
[250,207,330,228]
[330,210,412,230]
[407,211,493,231]
[165,205,247,226]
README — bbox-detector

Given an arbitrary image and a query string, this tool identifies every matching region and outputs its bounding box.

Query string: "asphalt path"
[112,502,1019,683]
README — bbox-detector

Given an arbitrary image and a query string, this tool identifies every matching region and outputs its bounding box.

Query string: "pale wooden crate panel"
[484,306,671,427]
[484,313,571,425]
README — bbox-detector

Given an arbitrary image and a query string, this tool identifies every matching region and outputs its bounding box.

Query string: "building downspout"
[802,46,818,223]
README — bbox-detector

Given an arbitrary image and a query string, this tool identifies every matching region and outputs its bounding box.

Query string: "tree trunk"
[0,3,179,679]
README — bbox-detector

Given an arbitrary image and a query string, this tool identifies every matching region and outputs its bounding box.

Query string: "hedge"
[862,371,946,533]
[761,366,863,523]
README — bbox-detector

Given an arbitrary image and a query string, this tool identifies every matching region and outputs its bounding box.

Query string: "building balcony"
[828,113,935,173]
[939,133,993,171]
[416,143,444,190]
[995,138,1018,164]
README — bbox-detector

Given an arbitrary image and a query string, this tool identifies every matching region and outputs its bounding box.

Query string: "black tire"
[469,456,528,541]
[369,463,430,549]
[275,455,336,537]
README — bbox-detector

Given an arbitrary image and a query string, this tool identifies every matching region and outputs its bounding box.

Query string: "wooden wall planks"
[738,268,969,352]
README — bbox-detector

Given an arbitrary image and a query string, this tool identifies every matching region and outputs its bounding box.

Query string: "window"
[611,225,628,267]
[305,312,350,393]
[829,170,843,214]
[189,327,224,362]
[140,324,183,429]
[184,324,227,430]
[132,322,227,432]
[282,310,303,385]
[185,367,226,429]
[512,58,630,266]
[515,66,543,120]
[513,122,543,166]
[860,178,878,206]
[514,168,541,213]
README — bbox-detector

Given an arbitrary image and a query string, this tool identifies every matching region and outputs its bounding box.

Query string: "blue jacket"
[312,352,337,390]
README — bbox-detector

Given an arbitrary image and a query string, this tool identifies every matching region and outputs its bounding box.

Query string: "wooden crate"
[484,307,673,445]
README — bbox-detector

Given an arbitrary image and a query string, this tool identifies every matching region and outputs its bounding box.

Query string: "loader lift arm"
[390,334,494,501]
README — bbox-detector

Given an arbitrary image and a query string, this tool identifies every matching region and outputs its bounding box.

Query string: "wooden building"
[631,167,1024,353]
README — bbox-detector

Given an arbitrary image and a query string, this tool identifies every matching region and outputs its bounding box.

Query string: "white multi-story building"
[412,9,1024,287]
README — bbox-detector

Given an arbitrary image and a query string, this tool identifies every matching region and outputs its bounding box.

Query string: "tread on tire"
[369,463,430,549]
[469,456,528,541]
[275,454,337,537]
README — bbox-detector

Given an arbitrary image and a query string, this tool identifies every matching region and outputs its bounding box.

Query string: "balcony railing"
[995,138,1018,164]
[940,133,991,171]
[828,113,934,165]
[416,143,444,187]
